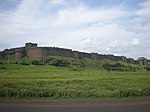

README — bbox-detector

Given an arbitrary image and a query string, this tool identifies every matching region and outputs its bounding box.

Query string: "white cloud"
[106,48,110,51]
[50,0,65,4]
[148,49,150,53]
[80,38,92,50]
[109,40,129,49]
[54,5,132,27]
[145,48,150,58]
[82,38,91,44]
[137,0,150,18]
[0,0,150,59]
[131,38,140,46]
[0,0,133,39]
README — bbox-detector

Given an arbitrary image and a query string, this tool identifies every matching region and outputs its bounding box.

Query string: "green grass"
[0,62,150,99]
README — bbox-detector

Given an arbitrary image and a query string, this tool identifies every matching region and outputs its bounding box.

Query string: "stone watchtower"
[25,42,43,60]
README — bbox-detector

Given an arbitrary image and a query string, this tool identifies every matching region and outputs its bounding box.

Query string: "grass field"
[0,61,150,99]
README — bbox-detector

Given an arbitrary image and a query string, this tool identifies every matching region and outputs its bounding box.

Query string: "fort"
[0,42,149,65]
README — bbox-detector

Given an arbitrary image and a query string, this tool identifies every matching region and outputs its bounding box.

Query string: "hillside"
[0,56,144,71]
[0,57,150,99]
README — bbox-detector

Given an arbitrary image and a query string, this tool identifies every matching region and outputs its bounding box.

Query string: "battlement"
[25,42,37,48]
[0,42,149,65]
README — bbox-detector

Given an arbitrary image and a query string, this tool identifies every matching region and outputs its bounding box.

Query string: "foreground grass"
[0,64,150,99]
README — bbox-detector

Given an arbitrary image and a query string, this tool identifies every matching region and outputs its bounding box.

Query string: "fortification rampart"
[0,42,149,65]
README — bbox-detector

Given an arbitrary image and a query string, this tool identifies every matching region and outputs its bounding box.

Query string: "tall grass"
[0,62,150,99]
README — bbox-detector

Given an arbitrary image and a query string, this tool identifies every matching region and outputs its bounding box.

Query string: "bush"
[114,88,150,97]
[50,59,70,67]
[103,63,125,71]
[0,88,18,98]
[0,66,6,69]
[103,63,112,70]
[144,66,150,71]
[0,62,3,64]
[18,57,34,65]
[102,62,140,72]
[47,56,82,67]
[32,60,42,65]
[0,88,99,98]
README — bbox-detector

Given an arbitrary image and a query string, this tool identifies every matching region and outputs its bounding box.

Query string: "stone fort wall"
[0,42,148,65]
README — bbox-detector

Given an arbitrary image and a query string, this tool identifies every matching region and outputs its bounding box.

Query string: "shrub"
[0,66,6,69]
[103,63,125,71]
[17,57,36,65]
[0,62,3,64]
[114,88,150,97]
[32,60,42,65]
[144,66,150,71]
[102,62,140,72]
[46,56,87,68]
[102,63,112,70]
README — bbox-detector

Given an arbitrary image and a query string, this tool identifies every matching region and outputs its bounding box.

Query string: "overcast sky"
[0,0,150,59]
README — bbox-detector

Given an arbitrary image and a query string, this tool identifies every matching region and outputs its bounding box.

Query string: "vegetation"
[144,63,150,71]
[0,57,150,99]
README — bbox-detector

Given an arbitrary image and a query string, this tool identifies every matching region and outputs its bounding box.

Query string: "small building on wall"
[137,57,148,65]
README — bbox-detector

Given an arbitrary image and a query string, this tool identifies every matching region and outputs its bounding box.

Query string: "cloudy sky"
[0,0,150,59]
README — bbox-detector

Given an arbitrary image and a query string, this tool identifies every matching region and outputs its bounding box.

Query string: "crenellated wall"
[25,43,43,60]
[0,42,149,65]
[0,47,26,60]
[91,53,99,60]
[73,51,79,59]
[0,51,5,59]
[26,48,43,60]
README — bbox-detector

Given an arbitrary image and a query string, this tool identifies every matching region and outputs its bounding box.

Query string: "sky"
[0,0,150,59]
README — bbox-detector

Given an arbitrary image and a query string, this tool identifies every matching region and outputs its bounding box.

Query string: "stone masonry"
[0,42,149,65]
